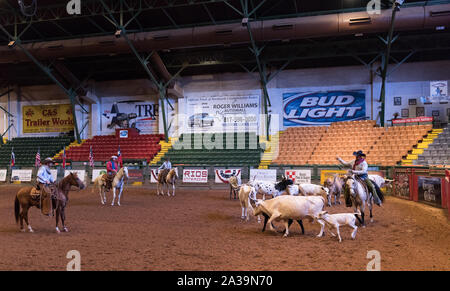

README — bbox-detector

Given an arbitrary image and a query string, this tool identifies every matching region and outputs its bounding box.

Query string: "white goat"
[316,211,359,242]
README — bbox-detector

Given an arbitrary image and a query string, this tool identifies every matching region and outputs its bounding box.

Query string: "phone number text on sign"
[183,169,208,183]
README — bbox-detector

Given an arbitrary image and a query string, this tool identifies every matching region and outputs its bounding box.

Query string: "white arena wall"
[0,60,449,140]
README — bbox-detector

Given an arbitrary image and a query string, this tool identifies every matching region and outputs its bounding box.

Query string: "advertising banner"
[283,90,366,127]
[64,170,86,183]
[128,169,144,184]
[0,169,7,182]
[418,176,442,206]
[215,169,242,184]
[393,172,410,199]
[183,169,208,183]
[11,169,33,182]
[184,95,260,133]
[392,116,433,124]
[23,104,74,133]
[101,101,159,134]
[285,169,311,184]
[92,169,107,182]
[249,169,277,183]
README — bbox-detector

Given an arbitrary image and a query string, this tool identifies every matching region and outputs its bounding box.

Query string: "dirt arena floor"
[0,185,449,271]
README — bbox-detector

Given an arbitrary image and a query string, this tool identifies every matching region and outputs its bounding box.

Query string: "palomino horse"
[14,172,85,233]
[93,167,129,206]
[343,174,384,226]
[157,168,178,196]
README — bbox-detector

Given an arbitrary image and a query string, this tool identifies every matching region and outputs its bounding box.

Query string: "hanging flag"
[117,145,122,168]
[10,148,15,167]
[89,145,94,168]
[62,147,66,169]
[35,148,41,168]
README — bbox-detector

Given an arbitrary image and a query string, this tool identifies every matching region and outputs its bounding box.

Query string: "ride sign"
[283,90,366,126]
[183,169,208,183]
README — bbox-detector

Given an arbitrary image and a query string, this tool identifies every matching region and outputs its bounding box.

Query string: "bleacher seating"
[368,125,432,166]
[415,126,450,166]
[159,132,264,167]
[65,134,164,162]
[273,126,326,165]
[0,136,72,167]
[271,121,433,166]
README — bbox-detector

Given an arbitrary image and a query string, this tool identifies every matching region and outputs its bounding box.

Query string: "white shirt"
[337,157,369,177]
[37,165,55,184]
[159,161,172,170]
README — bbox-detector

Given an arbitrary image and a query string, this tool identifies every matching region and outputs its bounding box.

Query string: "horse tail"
[374,183,385,202]
[14,196,20,224]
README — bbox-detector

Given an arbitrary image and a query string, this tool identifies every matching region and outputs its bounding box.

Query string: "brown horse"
[14,172,85,233]
[157,168,178,196]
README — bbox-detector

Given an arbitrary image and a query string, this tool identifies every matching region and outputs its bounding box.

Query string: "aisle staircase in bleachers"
[149,137,177,166]
[414,127,449,166]
[258,132,280,169]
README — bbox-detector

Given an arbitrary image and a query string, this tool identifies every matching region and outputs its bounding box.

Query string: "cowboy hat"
[42,157,54,164]
[353,150,366,157]
[111,155,118,160]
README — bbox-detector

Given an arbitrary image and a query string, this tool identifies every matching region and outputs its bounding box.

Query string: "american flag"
[117,145,122,168]
[62,147,66,169]
[10,148,15,167]
[89,146,94,168]
[35,148,41,168]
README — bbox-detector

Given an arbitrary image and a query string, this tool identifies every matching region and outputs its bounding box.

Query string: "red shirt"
[107,161,118,174]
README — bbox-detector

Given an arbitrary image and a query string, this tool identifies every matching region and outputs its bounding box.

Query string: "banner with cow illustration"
[101,101,159,134]
[249,169,277,183]
[22,104,74,133]
[215,169,242,184]
[285,169,311,184]
[283,90,366,127]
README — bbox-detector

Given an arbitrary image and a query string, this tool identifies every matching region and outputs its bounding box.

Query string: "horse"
[229,176,240,200]
[343,174,384,227]
[111,167,129,206]
[157,168,178,196]
[93,167,129,206]
[324,174,343,207]
[14,172,85,233]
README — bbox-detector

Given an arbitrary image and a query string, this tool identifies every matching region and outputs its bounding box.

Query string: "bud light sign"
[283,90,366,126]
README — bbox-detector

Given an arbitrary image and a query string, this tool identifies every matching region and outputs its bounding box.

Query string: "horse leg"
[327,193,332,207]
[369,198,374,223]
[21,206,33,233]
[103,186,107,204]
[99,187,105,205]
[111,187,116,206]
[172,183,176,196]
[61,207,68,232]
[18,206,25,232]
[241,207,245,220]
[117,186,123,206]
[55,205,61,233]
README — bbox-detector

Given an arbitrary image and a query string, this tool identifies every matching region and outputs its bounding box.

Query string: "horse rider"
[34,158,56,211]
[336,151,382,207]
[159,157,172,170]
[105,155,119,191]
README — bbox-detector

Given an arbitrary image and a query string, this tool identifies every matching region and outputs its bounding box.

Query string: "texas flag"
[117,145,123,168]
[10,148,15,167]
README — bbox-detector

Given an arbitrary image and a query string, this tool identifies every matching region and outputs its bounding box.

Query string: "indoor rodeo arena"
[0,0,449,273]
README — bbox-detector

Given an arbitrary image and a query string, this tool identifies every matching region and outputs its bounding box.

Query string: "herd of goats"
[228,173,393,243]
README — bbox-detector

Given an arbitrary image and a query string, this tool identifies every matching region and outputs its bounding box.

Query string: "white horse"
[111,167,129,206]
[343,175,373,227]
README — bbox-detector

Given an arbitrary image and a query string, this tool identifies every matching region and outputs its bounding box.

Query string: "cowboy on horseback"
[34,157,57,216]
[337,151,382,207]
[105,155,118,191]
[159,156,172,170]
